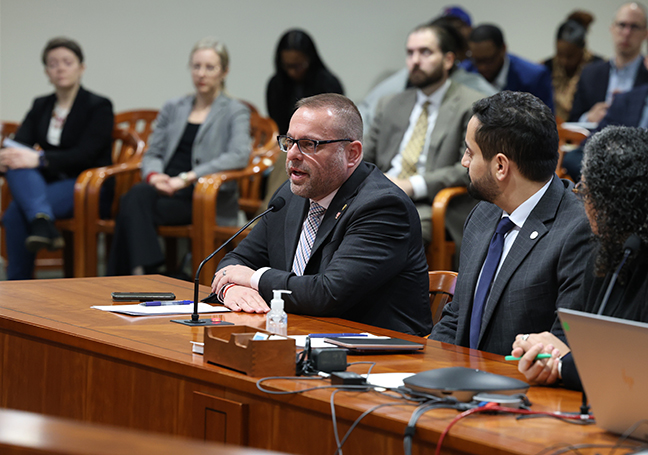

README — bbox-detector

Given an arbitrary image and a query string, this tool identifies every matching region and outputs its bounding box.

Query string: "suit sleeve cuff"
[251,267,270,290]
[410,175,428,200]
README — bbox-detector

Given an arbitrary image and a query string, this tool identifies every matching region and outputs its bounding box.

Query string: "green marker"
[505,353,553,361]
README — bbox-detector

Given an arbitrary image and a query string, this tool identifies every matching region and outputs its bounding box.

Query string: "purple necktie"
[469,216,515,349]
[292,201,326,276]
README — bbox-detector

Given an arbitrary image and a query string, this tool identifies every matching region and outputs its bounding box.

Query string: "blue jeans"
[3,168,75,280]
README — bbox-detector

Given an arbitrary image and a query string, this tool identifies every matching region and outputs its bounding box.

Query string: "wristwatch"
[178,172,189,184]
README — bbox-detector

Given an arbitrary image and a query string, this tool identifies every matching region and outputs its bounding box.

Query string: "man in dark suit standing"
[211,93,432,336]
[431,91,591,355]
[569,3,648,123]
[363,24,484,248]
[466,24,554,111]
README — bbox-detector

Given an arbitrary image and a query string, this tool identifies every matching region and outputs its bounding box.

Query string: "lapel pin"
[530,231,538,239]
[335,204,348,220]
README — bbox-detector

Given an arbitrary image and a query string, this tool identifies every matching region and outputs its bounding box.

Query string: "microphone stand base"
[171,318,234,327]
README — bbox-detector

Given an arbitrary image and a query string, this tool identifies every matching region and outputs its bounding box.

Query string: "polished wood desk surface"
[0,276,637,455]
[0,408,288,455]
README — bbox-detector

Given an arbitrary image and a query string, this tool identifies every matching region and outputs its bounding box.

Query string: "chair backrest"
[250,114,277,153]
[114,110,158,146]
[110,128,145,217]
[237,115,280,215]
[429,270,458,325]
[556,125,589,180]
[1,121,20,143]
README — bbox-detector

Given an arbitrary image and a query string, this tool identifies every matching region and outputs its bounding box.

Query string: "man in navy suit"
[465,24,554,111]
[563,83,648,180]
[569,3,648,123]
[431,91,591,355]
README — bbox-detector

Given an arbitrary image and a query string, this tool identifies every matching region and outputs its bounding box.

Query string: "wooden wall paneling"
[193,391,248,445]
[0,332,87,419]
[85,352,182,433]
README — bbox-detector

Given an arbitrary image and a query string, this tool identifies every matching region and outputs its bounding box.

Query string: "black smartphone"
[111,292,176,302]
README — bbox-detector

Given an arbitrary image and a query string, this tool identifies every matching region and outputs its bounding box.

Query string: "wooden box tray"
[203,325,296,377]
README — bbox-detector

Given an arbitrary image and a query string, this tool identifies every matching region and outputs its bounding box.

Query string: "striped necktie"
[292,201,326,276]
[399,101,430,179]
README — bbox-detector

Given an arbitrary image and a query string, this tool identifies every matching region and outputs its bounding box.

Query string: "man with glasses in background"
[210,93,432,336]
[569,2,648,124]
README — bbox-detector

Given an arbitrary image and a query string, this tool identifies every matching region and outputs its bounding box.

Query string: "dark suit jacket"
[14,86,113,181]
[559,245,648,390]
[218,161,432,336]
[595,83,648,128]
[568,59,648,122]
[431,176,592,355]
[363,81,483,242]
[505,54,554,111]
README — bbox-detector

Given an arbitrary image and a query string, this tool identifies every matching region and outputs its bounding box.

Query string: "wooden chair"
[83,128,145,276]
[196,116,280,284]
[427,186,468,271]
[429,270,458,325]
[114,109,158,145]
[556,124,589,181]
[0,121,109,277]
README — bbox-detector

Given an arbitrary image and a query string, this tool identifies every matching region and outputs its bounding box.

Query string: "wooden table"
[0,408,287,455]
[0,275,636,455]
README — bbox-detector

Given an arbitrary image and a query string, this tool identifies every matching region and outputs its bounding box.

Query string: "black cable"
[403,402,460,455]
[609,419,648,455]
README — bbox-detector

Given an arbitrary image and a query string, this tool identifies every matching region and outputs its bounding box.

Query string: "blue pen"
[308,333,368,338]
[140,299,193,307]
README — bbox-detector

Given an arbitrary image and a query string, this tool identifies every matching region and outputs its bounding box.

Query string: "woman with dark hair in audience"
[0,37,113,280]
[107,37,250,275]
[266,29,344,135]
[543,11,602,121]
[261,30,344,209]
[510,126,648,390]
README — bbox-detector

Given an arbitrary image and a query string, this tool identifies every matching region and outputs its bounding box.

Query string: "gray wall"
[0,0,633,121]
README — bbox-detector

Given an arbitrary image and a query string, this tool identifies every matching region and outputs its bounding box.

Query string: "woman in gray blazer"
[108,37,251,275]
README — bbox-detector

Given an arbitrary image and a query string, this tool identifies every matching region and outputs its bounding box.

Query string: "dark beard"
[466,171,500,203]
[408,65,444,89]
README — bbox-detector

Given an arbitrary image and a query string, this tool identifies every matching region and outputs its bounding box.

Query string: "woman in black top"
[262,30,344,206]
[0,37,113,280]
[266,29,344,135]
[511,126,648,390]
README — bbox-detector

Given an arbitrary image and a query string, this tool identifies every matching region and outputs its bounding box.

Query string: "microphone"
[597,234,641,316]
[172,196,286,326]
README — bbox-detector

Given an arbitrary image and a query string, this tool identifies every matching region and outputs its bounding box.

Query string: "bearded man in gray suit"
[364,23,484,247]
[431,91,591,355]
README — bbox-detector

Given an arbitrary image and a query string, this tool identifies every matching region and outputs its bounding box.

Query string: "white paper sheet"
[91,302,230,316]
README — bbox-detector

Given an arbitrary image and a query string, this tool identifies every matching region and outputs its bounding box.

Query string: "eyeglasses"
[277,135,352,155]
[614,21,647,32]
[572,181,589,200]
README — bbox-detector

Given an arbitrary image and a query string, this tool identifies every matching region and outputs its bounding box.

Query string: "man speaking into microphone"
[211,93,431,336]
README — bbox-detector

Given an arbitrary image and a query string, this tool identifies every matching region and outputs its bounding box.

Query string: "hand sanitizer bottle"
[266,290,291,336]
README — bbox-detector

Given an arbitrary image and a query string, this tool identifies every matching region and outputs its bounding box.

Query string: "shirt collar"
[503,177,552,228]
[312,188,339,210]
[493,54,510,91]
[611,53,643,72]
[415,79,452,106]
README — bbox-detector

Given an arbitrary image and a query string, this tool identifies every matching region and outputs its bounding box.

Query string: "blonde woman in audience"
[0,37,113,280]
[108,37,250,276]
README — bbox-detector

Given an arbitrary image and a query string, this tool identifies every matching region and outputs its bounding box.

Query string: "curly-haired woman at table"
[107,37,251,276]
[0,37,113,280]
[510,126,648,390]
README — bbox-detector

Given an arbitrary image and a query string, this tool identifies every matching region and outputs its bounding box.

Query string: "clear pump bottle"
[266,290,291,336]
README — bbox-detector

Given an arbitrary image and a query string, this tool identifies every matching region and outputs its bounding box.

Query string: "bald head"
[611,3,648,61]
